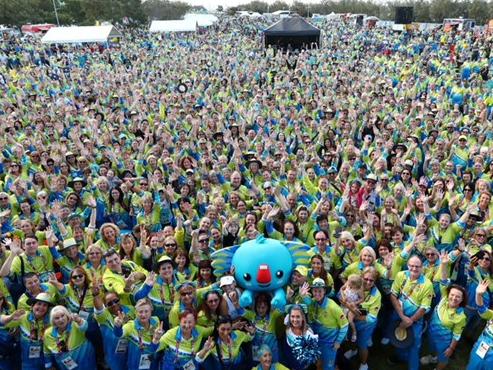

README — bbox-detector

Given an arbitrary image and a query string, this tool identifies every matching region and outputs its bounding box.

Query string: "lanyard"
[160,282,174,305]
[24,253,48,274]
[75,286,88,312]
[56,331,68,353]
[174,336,196,363]
[219,338,233,363]
[30,318,45,341]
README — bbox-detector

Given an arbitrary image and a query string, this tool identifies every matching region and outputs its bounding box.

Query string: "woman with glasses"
[169,281,200,327]
[114,298,161,370]
[420,254,467,369]
[48,266,104,361]
[342,267,382,370]
[464,250,492,337]
[43,305,96,370]
[93,278,135,370]
[198,290,223,329]
[134,256,178,328]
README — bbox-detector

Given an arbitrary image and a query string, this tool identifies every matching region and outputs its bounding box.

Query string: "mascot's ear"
[282,241,311,267]
[211,245,241,277]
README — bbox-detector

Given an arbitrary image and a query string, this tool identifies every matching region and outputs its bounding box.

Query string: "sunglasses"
[315,238,327,242]
[477,234,486,237]
[363,278,374,283]
[71,274,84,280]
[180,291,193,297]
[0,197,8,200]
[425,253,437,257]
[106,299,120,307]
[88,252,101,256]
[165,243,176,247]
[481,257,491,262]
[199,239,209,243]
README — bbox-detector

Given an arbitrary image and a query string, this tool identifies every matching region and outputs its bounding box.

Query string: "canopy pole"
[52,0,60,26]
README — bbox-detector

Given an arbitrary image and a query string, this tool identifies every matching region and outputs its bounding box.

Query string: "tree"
[269,1,290,12]
[142,0,191,20]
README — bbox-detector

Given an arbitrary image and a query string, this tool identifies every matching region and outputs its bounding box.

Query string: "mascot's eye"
[276,270,284,278]
[243,273,251,281]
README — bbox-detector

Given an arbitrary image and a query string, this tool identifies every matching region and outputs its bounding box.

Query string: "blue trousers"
[467,336,493,370]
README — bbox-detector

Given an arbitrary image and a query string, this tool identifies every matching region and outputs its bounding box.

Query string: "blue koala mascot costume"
[211,235,310,310]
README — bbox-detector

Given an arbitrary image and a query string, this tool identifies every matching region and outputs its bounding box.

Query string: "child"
[340,274,364,342]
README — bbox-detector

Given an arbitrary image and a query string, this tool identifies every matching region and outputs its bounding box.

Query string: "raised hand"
[299,281,310,297]
[476,280,489,295]
[114,311,125,328]
[145,272,156,287]
[10,309,26,321]
[440,250,450,265]
[152,321,164,343]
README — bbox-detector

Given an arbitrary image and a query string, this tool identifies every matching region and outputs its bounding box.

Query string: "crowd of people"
[0,13,493,370]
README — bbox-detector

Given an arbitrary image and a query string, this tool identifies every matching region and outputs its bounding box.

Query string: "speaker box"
[395,6,413,24]
[356,15,364,26]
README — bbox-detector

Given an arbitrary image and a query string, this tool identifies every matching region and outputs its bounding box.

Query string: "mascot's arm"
[271,288,287,310]
[240,290,254,308]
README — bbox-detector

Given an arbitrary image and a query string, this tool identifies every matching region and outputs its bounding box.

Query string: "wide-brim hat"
[247,158,263,169]
[310,277,327,289]
[213,131,224,140]
[59,237,79,252]
[389,321,414,349]
[68,177,87,188]
[28,292,54,306]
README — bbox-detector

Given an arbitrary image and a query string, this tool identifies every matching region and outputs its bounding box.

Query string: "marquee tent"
[149,20,197,33]
[263,17,321,50]
[183,13,218,27]
[21,24,55,34]
[41,25,122,44]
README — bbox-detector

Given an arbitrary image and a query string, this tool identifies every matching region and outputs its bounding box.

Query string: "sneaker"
[344,349,358,359]
[420,355,438,365]
[359,364,369,370]
[380,337,390,345]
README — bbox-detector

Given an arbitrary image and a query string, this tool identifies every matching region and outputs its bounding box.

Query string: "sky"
[186,0,324,11]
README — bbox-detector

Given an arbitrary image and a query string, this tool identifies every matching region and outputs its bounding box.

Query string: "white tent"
[149,20,196,33]
[41,25,122,44]
[183,13,218,27]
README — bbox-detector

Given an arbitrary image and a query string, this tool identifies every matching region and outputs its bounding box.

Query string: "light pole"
[52,0,60,26]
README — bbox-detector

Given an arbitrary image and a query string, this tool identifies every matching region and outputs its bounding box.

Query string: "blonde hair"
[50,305,70,326]
[135,298,153,311]
[347,274,363,290]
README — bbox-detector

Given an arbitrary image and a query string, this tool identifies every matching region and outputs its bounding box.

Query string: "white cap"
[220,275,236,288]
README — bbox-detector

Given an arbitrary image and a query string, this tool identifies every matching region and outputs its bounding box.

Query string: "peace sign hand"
[152,321,164,343]
[114,311,125,328]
